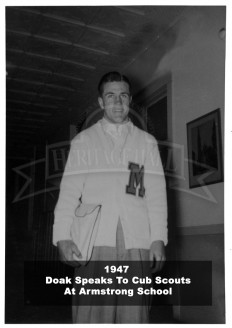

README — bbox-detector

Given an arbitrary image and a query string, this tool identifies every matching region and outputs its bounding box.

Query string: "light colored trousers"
[72,219,151,323]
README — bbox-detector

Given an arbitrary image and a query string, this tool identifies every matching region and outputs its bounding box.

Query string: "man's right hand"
[57,240,82,266]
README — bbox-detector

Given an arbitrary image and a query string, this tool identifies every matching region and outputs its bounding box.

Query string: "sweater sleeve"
[144,136,168,246]
[52,134,87,246]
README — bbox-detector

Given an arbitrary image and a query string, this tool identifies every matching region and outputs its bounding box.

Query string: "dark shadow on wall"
[5,155,72,323]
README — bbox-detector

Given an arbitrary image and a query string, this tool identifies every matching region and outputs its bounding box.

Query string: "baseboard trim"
[176,224,224,236]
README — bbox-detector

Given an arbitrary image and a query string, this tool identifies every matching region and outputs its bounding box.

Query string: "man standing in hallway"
[53,71,168,323]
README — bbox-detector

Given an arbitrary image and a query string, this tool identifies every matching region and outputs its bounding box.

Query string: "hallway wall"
[124,6,226,323]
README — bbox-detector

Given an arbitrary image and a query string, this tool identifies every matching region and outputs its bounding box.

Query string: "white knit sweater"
[53,118,168,249]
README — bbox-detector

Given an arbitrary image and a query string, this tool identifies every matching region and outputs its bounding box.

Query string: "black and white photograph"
[187,108,223,188]
[4,2,228,325]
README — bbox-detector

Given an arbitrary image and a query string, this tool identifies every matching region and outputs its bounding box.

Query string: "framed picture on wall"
[187,108,223,188]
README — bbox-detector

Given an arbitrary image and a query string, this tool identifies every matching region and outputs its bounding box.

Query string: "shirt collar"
[101,116,134,135]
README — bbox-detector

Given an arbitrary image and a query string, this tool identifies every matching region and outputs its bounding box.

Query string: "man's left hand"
[150,240,166,273]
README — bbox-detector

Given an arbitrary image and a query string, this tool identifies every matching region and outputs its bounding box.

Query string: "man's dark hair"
[98,71,131,96]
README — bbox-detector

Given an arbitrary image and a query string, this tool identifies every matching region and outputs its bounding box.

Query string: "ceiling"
[6,6,186,159]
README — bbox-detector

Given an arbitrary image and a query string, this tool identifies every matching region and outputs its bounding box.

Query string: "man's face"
[98,81,131,124]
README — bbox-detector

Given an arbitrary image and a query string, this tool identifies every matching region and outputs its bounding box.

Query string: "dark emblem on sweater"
[126,162,145,197]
